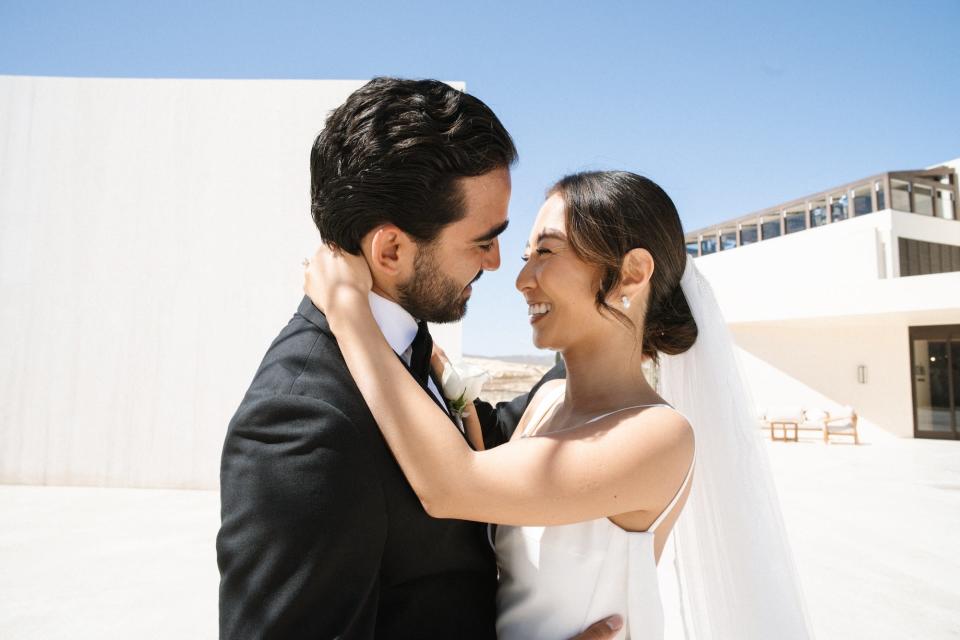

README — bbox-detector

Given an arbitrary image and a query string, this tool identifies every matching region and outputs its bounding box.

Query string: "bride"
[303,170,812,639]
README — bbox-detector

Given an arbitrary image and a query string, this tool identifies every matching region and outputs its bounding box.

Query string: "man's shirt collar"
[368,292,420,357]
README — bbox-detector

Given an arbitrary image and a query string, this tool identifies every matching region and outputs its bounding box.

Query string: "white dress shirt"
[368,292,454,424]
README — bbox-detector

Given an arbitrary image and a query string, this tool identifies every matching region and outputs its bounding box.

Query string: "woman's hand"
[430,343,451,384]
[303,243,373,316]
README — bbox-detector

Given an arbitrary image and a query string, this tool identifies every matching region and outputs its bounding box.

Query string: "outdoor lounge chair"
[823,406,860,444]
[799,408,829,436]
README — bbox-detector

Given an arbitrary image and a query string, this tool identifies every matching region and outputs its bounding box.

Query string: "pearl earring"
[621,295,631,309]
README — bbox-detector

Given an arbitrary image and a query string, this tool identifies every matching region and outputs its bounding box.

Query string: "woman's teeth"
[528,303,552,316]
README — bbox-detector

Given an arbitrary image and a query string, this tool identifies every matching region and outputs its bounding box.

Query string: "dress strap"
[585,403,673,424]
[520,383,566,437]
[648,446,696,534]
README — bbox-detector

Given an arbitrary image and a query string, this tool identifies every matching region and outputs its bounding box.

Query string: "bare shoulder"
[625,405,694,453]
[591,404,695,473]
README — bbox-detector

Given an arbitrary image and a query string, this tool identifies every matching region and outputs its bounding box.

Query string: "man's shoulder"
[228,298,368,436]
[249,300,354,397]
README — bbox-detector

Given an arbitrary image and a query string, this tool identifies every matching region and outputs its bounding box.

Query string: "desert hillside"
[462,356,552,405]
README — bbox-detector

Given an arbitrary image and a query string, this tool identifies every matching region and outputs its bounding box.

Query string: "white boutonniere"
[439,360,490,424]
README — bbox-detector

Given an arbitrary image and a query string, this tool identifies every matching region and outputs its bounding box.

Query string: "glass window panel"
[761,215,781,240]
[829,192,849,222]
[852,184,873,216]
[720,229,737,250]
[912,339,953,433]
[739,224,758,245]
[875,180,886,210]
[914,184,934,216]
[810,198,828,227]
[891,179,910,211]
[784,206,806,234]
[685,241,699,257]
[700,237,717,255]
[938,190,955,220]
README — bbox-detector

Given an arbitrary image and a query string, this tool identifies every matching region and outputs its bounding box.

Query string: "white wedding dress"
[494,383,695,640]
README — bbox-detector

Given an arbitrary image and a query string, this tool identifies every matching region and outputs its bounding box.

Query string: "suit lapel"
[298,296,472,447]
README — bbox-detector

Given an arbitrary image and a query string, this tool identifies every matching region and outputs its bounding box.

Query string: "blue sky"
[2,0,959,356]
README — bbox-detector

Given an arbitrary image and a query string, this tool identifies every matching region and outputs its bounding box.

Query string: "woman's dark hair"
[310,77,518,253]
[547,171,698,363]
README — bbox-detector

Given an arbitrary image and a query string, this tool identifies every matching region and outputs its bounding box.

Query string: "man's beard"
[397,244,479,323]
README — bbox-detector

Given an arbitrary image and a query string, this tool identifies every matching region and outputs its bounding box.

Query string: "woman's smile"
[527,302,553,324]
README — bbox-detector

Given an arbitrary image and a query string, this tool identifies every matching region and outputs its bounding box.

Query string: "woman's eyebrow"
[536,229,567,243]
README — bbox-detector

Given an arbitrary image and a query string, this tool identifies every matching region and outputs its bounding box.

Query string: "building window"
[685,241,699,257]
[740,224,758,245]
[810,198,828,227]
[830,192,849,221]
[720,229,737,250]
[892,179,911,211]
[914,184,934,216]
[701,236,717,255]
[875,180,886,210]
[784,206,806,234]
[761,215,781,240]
[899,237,960,277]
[852,184,873,216]
[939,190,956,220]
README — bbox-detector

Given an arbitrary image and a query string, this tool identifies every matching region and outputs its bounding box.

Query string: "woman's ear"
[617,248,655,301]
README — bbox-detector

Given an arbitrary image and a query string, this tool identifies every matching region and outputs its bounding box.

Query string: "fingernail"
[605,615,623,631]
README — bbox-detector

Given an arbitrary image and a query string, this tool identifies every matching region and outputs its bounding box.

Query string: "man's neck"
[371,283,401,306]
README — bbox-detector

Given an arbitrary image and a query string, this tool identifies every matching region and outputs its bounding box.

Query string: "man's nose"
[482,238,502,271]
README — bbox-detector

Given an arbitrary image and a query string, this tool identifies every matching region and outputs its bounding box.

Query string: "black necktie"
[407,322,462,431]
[408,321,433,391]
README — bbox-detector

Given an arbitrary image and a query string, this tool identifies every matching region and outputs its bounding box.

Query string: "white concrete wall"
[694,210,960,324]
[732,319,917,438]
[0,76,463,489]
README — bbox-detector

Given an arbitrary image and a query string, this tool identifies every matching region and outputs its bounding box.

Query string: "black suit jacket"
[217,297,567,639]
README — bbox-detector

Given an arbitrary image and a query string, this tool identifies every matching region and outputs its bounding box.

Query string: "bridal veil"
[657,255,813,639]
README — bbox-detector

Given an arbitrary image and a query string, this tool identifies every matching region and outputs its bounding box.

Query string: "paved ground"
[2,434,958,639]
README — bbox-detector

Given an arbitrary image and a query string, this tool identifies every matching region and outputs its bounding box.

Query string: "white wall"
[0,76,463,489]
[732,319,919,439]
[694,211,960,324]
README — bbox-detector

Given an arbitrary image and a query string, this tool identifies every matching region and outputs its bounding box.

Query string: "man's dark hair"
[310,77,517,253]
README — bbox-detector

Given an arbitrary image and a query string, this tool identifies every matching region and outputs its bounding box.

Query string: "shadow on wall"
[729,321,911,439]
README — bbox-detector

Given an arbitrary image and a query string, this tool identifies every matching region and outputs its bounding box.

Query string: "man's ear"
[617,248,655,299]
[364,225,416,279]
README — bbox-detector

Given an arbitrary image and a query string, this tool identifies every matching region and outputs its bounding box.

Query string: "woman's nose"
[516,256,534,292]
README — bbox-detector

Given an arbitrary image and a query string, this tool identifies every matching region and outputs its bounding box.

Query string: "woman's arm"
[306,246,693,527]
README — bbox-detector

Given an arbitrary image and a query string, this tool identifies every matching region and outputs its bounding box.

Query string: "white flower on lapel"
[440,360,490,419]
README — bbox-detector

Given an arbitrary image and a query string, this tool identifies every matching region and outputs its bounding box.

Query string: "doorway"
[910,325,960,439]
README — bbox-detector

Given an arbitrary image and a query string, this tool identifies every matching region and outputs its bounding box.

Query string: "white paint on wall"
[0,76,464,489]
[732,320,917,438]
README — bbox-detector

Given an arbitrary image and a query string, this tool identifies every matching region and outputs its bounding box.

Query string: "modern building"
[685,160,960,439]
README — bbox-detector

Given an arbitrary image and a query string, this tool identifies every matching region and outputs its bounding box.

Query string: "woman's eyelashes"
[521,247,553,262]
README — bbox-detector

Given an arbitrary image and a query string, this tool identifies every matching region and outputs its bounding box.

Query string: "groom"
[217,78,605,639]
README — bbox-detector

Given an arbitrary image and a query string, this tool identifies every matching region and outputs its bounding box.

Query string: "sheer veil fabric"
[657,256,813,639]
